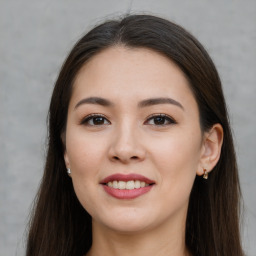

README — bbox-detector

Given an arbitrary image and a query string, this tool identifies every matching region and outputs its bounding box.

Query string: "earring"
[67,168,71,175]
[203,169,208,179]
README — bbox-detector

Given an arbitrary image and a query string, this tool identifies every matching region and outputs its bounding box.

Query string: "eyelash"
[145,114,177,126]
[80,113,177,127]
[80,114,110,126]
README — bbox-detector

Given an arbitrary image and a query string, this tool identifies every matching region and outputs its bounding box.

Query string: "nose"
[108,123,146,164]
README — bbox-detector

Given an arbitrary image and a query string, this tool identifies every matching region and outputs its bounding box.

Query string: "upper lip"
[100,173,155,184]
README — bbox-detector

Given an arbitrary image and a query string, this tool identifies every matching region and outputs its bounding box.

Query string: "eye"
[81,114,110,126]
[145,114,176,126]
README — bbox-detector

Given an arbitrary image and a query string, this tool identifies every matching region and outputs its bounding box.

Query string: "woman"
[26,15,244,256]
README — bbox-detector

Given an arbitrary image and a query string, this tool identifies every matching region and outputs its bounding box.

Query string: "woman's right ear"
[64,151,72,177]
[64,151,70,168]
[61,132,70,168]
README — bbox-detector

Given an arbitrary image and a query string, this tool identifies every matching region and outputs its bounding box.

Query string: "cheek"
[146,133,201,216]
[66,131,107,174]
[148,129,202,188]
[65,132,107,213]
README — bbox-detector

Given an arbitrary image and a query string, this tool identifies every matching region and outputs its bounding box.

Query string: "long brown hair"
[26,15,244,256]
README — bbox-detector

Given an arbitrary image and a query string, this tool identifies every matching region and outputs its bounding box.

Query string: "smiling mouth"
[100,173,155,199]
[105,180,152,190]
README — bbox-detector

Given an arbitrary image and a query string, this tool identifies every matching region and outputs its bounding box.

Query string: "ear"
[64,151,72,177]
[64,150,70,169]
[61,132,70,169]
[197,123,224,176]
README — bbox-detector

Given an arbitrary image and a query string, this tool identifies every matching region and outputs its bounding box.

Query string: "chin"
[105,220,151,234]
[94,207,157,233]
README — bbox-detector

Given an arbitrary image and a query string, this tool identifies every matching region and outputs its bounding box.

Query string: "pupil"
[94,117,104,125]
[154,117,165,125]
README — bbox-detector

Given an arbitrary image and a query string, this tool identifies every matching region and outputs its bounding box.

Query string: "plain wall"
[1,0,255,255]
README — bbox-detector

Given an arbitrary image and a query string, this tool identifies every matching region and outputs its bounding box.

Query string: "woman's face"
[64,46,205,233]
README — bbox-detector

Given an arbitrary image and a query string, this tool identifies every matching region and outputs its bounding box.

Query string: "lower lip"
[102,185,153,199]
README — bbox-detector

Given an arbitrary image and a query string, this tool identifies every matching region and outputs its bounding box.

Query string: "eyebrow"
[74,97,113,109]
[138,97,184,110]
[74,96,184,110]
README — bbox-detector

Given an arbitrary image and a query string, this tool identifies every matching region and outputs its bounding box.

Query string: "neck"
[86,214,191,256]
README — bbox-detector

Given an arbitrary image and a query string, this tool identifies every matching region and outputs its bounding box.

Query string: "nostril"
[112,155,139,162]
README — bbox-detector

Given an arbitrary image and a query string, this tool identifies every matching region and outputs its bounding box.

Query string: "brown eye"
[81,114,110,126]
[145,114,176,126]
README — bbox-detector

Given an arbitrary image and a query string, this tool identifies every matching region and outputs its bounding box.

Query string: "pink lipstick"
[100,173,155,199]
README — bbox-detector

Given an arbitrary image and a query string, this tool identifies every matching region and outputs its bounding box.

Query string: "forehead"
[71,46,197,111]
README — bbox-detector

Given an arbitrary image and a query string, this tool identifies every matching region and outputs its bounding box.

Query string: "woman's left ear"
[197,123,224,176]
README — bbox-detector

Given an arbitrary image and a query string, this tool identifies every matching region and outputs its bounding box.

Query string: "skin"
[64,46,223,256]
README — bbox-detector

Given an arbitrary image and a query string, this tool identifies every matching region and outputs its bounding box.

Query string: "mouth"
[105,180,151,190]
[100,173,155,199]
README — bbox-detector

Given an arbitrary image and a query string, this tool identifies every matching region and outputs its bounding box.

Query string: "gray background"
[0,0,255,255]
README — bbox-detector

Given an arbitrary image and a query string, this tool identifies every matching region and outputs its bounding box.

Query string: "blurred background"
[0,0,255,255]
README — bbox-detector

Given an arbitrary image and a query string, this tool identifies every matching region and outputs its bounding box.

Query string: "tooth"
[126,180,135,190]
[113,180,118,188]
[108,180,149,189]
[134,180,140,189]
[118,181,126,189]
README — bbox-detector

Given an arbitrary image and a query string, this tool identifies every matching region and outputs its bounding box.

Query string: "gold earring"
[203,169,208,179]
